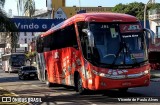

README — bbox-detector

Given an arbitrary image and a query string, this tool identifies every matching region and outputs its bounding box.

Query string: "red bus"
[36,13,154,94]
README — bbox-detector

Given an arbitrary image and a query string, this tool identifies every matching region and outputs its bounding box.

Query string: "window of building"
[156,26,160,38]
[25,47,27,52]
[24,32,27,36]
[25,38,27,43]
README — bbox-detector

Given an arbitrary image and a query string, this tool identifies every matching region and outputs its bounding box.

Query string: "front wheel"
[76,75,86,95]
[119,88,128,92]
[45,73,54,87]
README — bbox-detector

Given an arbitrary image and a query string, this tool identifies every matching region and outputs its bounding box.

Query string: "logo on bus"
[108,69,128,75]
[120,24,141,33]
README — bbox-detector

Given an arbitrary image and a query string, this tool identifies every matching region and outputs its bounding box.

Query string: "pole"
[144,0,152,28]
[79,0,81,10]
[144,4,147,28]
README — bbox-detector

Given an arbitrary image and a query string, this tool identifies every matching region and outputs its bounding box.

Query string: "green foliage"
[112,2,160,20]
[26,51,36,59]
[0,0,5,7]
[0,8,19,51]
[24,0,35,17]
[148,3,160,10]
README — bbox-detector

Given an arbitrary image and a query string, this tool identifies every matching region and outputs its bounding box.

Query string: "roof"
[2,53,25,56]
[41,13,139,37]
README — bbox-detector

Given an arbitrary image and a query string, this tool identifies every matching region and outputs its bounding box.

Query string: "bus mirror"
[82,29,95,47]
[143,28,155,44]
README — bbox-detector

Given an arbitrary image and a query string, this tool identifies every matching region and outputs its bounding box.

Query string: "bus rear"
[2,53,26,73]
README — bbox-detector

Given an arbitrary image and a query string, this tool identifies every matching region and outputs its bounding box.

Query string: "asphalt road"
[0,69,160,105]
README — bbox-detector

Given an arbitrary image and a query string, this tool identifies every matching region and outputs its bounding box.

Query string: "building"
[16,0,50,53]
[33,8,51,19]
[149,9,160,38]
[46,0,112,19]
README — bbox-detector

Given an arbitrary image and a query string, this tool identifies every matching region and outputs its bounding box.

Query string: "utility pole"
[144,0,153,28]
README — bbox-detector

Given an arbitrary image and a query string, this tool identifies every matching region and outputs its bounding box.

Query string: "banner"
[10,18,65,32]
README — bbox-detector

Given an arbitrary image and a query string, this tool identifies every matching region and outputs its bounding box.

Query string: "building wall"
[16,32,35,53]
[149,9,160,38]
[51,0,112,19]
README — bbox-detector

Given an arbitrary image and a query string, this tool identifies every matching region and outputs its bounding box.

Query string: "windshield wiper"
[111,42,124,67]
[111,41,138,68]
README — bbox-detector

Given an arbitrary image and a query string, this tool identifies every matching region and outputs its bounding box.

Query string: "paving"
[0,70,160,105]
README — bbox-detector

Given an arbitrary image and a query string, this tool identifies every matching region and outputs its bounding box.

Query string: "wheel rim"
[78,77,83,92]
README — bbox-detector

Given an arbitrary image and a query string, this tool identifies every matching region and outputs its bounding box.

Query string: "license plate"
[30,74,35,76]
[122,82,131,86]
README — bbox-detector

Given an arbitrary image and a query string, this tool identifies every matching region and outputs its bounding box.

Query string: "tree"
[0,0,5,7]
[112,2,160,20]
[112,3,127,13]
[24,0,35,17]
[0,1,19,52]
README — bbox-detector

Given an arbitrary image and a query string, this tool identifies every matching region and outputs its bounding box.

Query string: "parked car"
[18,66,37,80]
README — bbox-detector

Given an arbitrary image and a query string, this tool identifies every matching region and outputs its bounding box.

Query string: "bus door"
[52,50,61,83]
[37,53,46,81]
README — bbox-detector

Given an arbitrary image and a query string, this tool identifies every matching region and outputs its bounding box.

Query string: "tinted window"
[22,66,36,70]
[42,24,78,52]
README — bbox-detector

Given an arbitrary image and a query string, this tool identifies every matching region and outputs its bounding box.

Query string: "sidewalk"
[0,87,29,105]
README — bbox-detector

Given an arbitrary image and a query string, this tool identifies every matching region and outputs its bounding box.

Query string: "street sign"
[10,18,65,32]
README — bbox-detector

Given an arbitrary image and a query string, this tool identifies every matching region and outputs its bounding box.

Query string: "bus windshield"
[89,23,147,67]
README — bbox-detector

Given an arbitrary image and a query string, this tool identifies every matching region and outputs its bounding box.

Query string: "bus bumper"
[87,74,150,90]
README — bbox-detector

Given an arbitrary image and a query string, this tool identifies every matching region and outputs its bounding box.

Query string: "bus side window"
[37,37,44,53]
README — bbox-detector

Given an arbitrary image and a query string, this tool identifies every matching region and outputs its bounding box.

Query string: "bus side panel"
[61,47,79,86]
[44,47,84,86]
[44,51,56,83]
[62,47,86,87]
[4,61,9,72]
[37,53,46,81]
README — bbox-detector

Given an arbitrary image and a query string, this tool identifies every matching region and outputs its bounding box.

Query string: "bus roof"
[41,12,139,37]
[2,53,25,56]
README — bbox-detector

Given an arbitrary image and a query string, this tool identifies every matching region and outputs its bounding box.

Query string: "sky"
[4,0,160,16]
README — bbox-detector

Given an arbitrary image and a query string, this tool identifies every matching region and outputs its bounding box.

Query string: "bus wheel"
[46,74,54,87]
[77,75,86,95]
[119,88,128,92]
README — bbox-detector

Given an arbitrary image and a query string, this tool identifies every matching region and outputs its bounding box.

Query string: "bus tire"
[76,75,86,95]
[45,73,54,87]
[119,88,128,92]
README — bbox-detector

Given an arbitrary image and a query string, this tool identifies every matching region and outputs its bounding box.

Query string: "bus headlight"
[99,73,105,77]
[144,70,149,74]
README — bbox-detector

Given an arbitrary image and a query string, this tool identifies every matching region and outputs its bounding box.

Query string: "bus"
[2,53,26,73]
[36,13,155,94]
